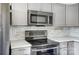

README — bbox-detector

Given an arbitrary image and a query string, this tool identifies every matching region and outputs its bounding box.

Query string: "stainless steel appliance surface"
[27,10,53,26]
[25,30,59,55]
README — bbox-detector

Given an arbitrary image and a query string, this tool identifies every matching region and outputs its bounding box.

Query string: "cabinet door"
[12,11,27,25]
[74,42,79,55]
[66,4,79,26]
[67,41,74,55]
[59,42,67,55]
[27,3,40,11]
[12,3,27,12]
[11,3,27,25]
[53,4,66,26]
[40,3,52,12]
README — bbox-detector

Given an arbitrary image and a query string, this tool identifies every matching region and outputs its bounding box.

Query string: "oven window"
[37,49,56,55]
[30,14,48,24]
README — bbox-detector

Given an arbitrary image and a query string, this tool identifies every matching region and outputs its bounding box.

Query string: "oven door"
[37,49,58,55]
[31,47,59,55]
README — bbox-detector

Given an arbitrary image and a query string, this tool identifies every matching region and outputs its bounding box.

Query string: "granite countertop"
[48,36,79,42]
[11,36,79,49]
[11,39,32,49]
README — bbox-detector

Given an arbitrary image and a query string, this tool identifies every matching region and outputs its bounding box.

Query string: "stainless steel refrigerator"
[0,3,10,55]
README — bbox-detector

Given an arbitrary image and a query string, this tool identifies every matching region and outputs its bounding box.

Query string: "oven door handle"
[31,47,58,51]
[32,44,56,47]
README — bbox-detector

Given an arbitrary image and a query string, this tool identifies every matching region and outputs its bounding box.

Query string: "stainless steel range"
[25,30,59,55]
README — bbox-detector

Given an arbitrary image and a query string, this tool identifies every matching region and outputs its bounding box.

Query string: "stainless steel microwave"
[27,10,53,26]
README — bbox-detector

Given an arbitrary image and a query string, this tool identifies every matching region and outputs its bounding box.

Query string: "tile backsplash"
[10,26,50,40]
[10,26,79,40]
[69,27,79,37]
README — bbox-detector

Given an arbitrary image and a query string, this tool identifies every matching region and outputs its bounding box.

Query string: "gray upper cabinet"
[11,3,53,26]
[40,3,52,12]
[28,3,52,12]
[11,3,27,25]
[12,11,27,25]
[27,3,40,11]
[53,4,66,26]
[66,4,79,26]
[12,3,27,12]
[11,3,79,26]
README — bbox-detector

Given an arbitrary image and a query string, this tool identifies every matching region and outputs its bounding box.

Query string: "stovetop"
[25,38,59,47]
[26,39,47,45]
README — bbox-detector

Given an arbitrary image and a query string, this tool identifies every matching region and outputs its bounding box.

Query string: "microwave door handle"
[48,16,49,25]
[28,11,31,25]
[53,13,56,25]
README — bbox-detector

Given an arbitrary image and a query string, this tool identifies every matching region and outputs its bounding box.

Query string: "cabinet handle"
[53,13,56,25]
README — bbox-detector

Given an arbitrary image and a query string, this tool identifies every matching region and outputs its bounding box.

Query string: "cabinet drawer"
[59,42,67,48]
[12,47,31,55]
[59,48,67,55]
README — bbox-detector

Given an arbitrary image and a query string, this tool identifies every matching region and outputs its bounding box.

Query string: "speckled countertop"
[48,36,79,42]
[11,39,32,49]
[11,36,79,49]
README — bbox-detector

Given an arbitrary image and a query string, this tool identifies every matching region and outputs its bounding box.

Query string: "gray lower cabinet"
[67,41,74,55]
[59,42,67,55]
[59,41,79,55]
[67,41,79,55]
[74,42,79,55]
[11,47,31,55]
